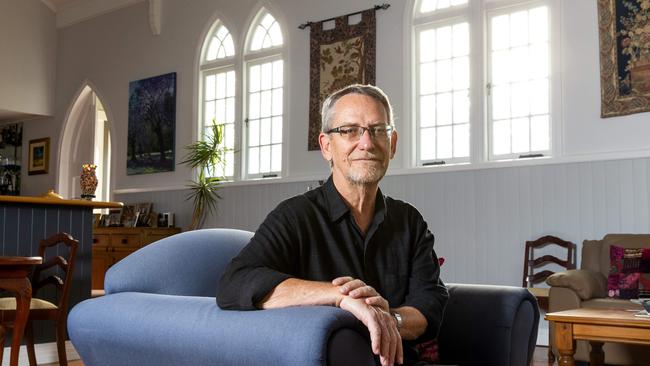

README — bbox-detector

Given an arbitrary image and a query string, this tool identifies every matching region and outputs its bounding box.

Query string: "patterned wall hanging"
[598,0,650,117]
[302,4,389,150]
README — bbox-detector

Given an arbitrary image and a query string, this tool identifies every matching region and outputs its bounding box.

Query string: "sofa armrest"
[69,293,373,366]
[105,229,252,297]
[546,269,606,300]
[437,284,539,366]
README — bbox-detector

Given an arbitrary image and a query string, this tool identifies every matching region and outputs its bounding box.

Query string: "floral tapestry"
[307,9,376,150]
[598,0,650,117]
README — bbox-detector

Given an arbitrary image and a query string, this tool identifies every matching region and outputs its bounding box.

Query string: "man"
[217,84,448,366]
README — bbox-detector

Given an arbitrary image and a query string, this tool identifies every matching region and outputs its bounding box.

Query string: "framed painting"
[307,9,377,150]
[28,137,49,175]
[598,0,650,117]
[127,72,176,174]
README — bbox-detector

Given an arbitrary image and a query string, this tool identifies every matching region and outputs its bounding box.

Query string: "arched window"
[198,9,285,181]
[200,21,236,178]
[244,9,284,179]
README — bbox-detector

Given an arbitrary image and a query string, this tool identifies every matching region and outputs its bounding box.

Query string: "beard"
[344,155,388,186]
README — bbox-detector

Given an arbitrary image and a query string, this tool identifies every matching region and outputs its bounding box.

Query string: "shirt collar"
[322,175,387,223]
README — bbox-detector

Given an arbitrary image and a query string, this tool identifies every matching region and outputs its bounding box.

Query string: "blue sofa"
[68,229,539,366]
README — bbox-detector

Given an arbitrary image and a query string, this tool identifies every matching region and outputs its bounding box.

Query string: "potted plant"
[182,121,227,230]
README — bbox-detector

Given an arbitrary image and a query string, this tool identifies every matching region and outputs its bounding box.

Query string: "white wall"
[0,0,56,118]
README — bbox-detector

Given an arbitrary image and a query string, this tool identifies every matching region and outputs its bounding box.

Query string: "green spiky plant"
[182,121,227,230]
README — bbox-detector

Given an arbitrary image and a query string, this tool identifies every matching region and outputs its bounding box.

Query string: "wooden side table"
[0,256,42,366]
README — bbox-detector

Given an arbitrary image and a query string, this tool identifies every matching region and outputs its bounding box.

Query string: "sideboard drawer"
[110,234,141,247]
[92,235,110,247]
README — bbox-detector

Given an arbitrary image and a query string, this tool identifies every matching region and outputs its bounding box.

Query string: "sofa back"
[581,234,650,278]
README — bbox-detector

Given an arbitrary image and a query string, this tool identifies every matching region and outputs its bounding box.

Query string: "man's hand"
[334,277,402,365]
[332,276,389,312]
[339,296,403,366]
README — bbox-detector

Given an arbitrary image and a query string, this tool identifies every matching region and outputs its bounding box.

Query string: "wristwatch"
[391,311,403,330]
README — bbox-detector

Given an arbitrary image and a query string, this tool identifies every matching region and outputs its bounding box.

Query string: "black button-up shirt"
[217,176,448,355]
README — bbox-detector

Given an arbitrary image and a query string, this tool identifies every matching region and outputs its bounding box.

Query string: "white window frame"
[243,8,286,180]
[486,0,553,161]
[410,0,559,169]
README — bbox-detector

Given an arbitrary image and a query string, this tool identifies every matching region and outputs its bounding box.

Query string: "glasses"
[326,125,394,141]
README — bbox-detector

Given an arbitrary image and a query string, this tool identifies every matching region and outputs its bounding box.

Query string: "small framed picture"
[28,137,50,175]
[107,208,123,227]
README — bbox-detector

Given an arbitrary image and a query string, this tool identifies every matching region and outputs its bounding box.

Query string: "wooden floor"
[41,346,556,366]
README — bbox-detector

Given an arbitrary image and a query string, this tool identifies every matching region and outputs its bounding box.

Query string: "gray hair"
[320,84,394,133]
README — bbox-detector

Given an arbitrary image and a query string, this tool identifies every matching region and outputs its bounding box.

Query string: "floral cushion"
[607,245,650,299]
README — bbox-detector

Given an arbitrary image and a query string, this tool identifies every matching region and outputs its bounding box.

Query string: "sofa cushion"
[546,269,606,300]
[607,245,650,299]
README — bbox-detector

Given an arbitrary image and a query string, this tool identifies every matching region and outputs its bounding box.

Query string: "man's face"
[319,93,397,186]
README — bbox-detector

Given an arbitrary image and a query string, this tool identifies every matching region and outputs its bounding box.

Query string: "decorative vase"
[80,164,98,200]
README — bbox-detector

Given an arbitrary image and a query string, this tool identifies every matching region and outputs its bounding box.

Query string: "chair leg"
[25,321,36,366]
[56,319,68,366]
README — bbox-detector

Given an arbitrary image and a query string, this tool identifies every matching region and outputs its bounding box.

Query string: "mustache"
[349,153,383,160]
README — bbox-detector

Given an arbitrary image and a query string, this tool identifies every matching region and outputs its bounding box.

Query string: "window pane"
[269,23,284,46]
[261,62,272,90]
[249,65,261,92]
[436,92,452,126]
[225,124,234,149]
[437,125,453,159]
[250,12,283,51]
[531,115,549,151]
[436,26,452,60]
[420,62,436,94]
[216,73,226,99]
[530,79,549,115]
[510,47,529,82]
[249,119,259,147]
[493,119,511,155]
[251,27,265,51]
[491,15,509,51]
[260,145,271,172]
[453,123,469,157]
[226,71,236,97]
[249,92,260,119]
[205,74,216,100]
[272,89,283,115]
[204,24,234,61]
[529,7,548,43]
[420,127,436,160]
[216,99,226,124]
[225,152,234,177]
[206,39,218,61]
[226,97,235,123]
[492,85,510,120]
[260,90,272,117]
[272,117,282,144]
[420,95,436,127]
[491,50,510,85]
[436,59,452,92]
[530,43,549,79]
[510,82,530,117]
[204,101,215,125]
[272,60,284,88]
[224,34,235,57]
[248,147,259,174]
[452,23,469,57]
[510,11,529,47]
[453,90,469,123]
[420,29,436,63]
[271,144,282,171]
[452,56,469,90]
[511,117,530,153]
[260,117,271,145]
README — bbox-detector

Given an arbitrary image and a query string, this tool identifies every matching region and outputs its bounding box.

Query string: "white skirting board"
[2,341,80,365]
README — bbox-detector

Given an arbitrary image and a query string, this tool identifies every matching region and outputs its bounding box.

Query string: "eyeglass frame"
[325,124,395,141]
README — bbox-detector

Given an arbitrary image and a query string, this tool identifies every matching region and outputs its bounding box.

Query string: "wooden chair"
[523,235,576,361]
[522,235,576,311]
[0,232,78,366]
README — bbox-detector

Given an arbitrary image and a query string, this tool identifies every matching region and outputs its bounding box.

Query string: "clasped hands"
[333,276,403,366]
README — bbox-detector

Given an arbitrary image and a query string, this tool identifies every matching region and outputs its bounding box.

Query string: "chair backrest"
[522,235,576,287]
[31,232,78,311]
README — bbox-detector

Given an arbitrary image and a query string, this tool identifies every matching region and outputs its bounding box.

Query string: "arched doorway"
[57,84,112,202]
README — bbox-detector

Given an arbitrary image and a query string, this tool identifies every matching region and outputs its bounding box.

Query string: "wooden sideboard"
[92,227,181,290]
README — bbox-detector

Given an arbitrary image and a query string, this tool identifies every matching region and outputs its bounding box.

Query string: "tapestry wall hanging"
[598,0,650,117]
[127,72,176,175]
[306,6,384,150]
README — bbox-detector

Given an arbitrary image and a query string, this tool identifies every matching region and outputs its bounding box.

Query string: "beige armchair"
[546,234,650,365]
